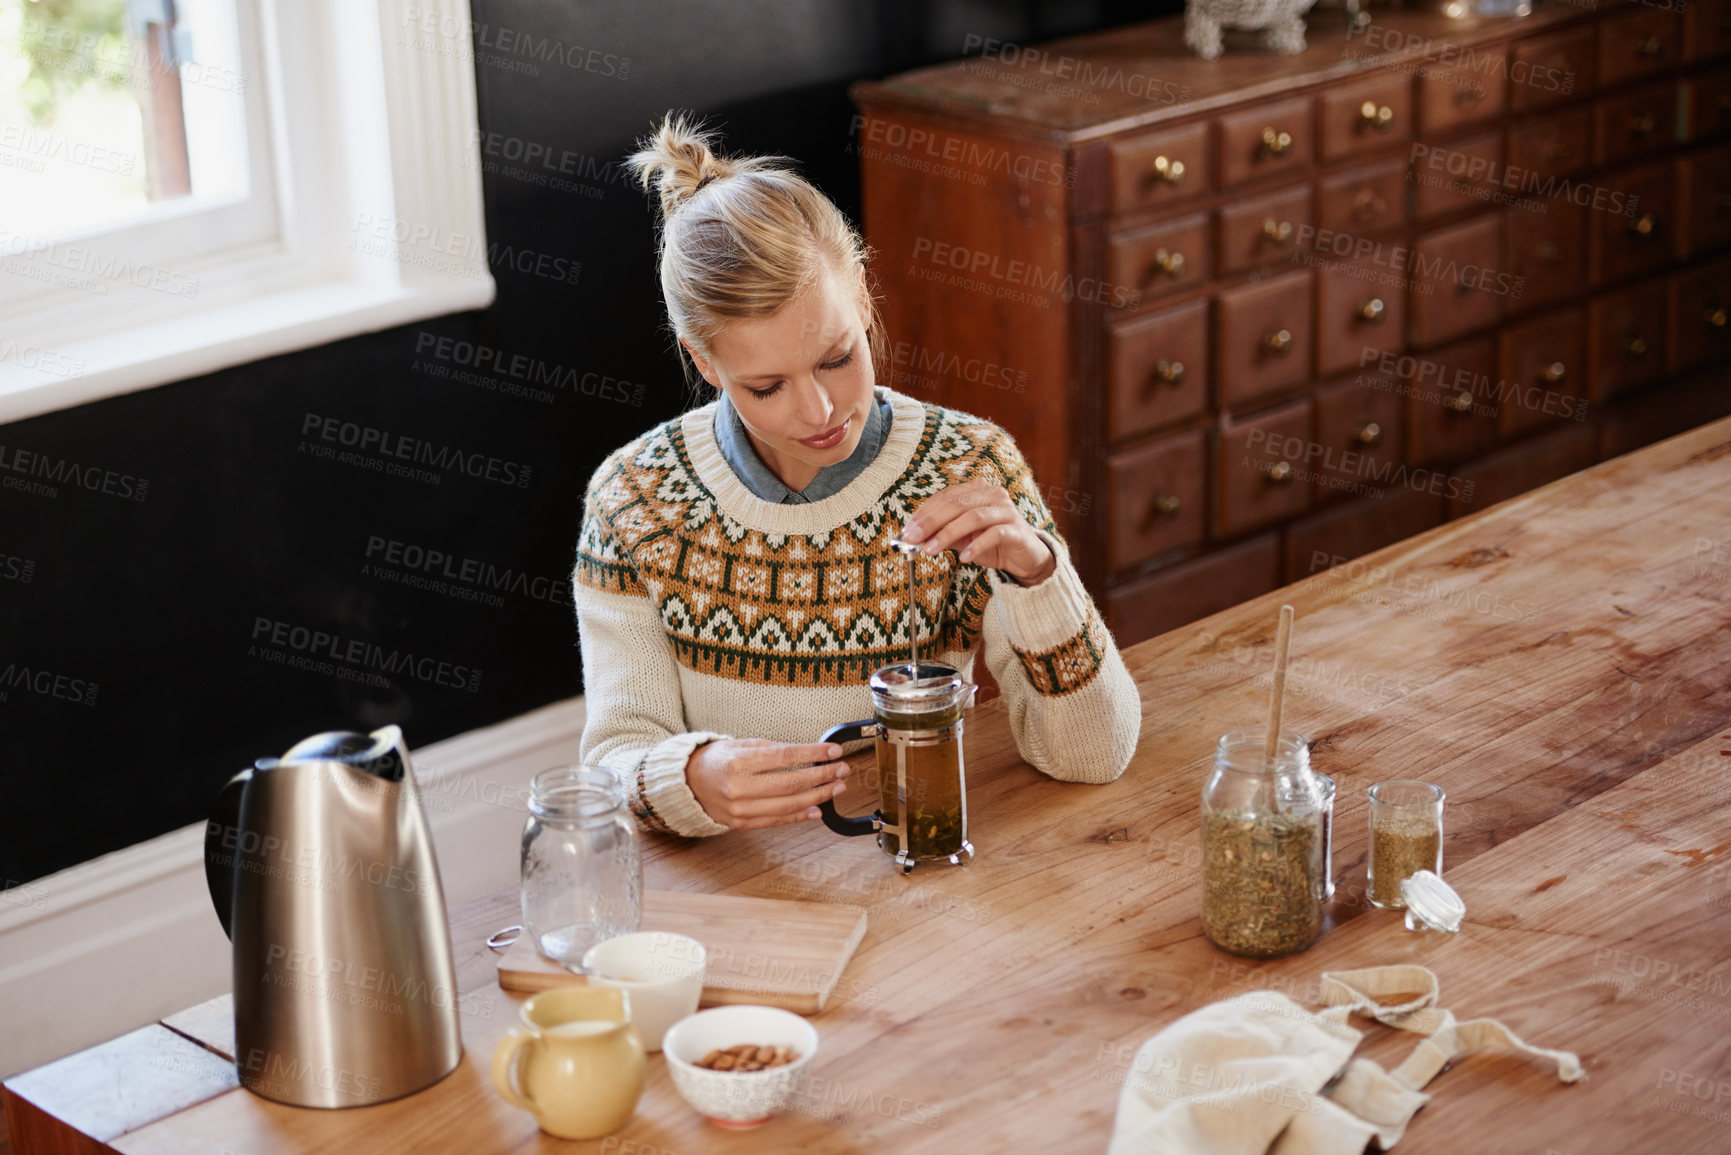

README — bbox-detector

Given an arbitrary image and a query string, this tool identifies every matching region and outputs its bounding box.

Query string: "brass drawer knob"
[1629,113,1658,137]
[1352,189,1389,222]
[1260,127,1294,157]
[1540,361,1567,384]
[1454,86,1485,107]
[1359,100,1396,130]
[1627,212,1659,238]
[1354,422,1383,447]
[1261,218,1294,246]
[1445,390,1475,414]
[1150,359,1185,386]
[1150,248,1186,277]
[1261,328,1293,354]
[1636,35,1664,58]
[1624,334,1650,357]
[1707,306,1729,329]
[1153,155,1186,183]
[1262,460,1294,483]
[1358,297,1386,323]
[1148,494,1182,521]
[1536,239,1564,264]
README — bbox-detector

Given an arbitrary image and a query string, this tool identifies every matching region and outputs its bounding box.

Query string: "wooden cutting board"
[495,890,868,1015]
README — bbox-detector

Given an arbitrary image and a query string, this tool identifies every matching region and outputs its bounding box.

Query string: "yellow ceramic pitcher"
[491,986,646,1139]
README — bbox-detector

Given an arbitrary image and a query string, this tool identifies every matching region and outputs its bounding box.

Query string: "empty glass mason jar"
[520,766,642,967]
[1200,730,1326,958]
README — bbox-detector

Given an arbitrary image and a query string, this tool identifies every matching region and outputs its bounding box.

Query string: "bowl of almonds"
[660,1005,819,1128]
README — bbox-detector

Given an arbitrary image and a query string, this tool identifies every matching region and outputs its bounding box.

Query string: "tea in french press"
[816,536,977,873]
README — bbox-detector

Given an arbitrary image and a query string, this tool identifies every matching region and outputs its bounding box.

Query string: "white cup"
[581,932,707,1053]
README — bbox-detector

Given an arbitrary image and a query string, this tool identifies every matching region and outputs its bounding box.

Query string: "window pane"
[0,0,249,242]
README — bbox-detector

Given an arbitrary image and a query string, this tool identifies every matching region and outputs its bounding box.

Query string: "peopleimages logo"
[0,227,200,297]
[1409,143,1638,216]
[0,441,147,501]
[0,662,99,706]
[910,236,1140,309]
[363,535,571,608]
[0,125,135,174]
[249,617,483,693]
[299,413,532,488]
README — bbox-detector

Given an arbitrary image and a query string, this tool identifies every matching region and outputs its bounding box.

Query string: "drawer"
[1312,375,1406,504]
[1598,371,1731,461]
[1218,184,1312,274]
[1410,215,1505,347]
[1110,122,1211,216]
[1668,259,1731,374]
[1510,26,1595,114]
[1684,71,1731,143]
[1318,158,1407,235]
[1509,105,1592,182]
[1680,144,1731,258]
[1108,299,1210,439]
[1505,201,1587,314]
[1317,258,1405,377]
[1402,337,1498,466]
[1106,213,1209,307]
[1594,82,1678,168]
[1590,162,1673,285]
[1106,429,1206,572]
[1105,533,1280,647]
[1598,7,1681,87]
[1214,401,1313,538]
[1587,279,1669,403]
[1450,424,1596,519]
[1497,306,1589,437]
[1413,131,1501,222]
[1320,74,1412,163]
[1418,50,1508,135]
[1282,485,1445,585]
[1684,0,1731,63]
[1218,96,1313,188]
[1216,270,1314,408]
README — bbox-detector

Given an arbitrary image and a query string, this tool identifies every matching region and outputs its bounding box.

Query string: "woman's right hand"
[685,738,852,830]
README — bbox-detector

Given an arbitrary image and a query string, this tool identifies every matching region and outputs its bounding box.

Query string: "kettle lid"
[280,727,405,781]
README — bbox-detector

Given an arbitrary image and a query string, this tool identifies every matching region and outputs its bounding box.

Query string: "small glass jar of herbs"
[1367,780,1445,909]
[1200,730,1327,958]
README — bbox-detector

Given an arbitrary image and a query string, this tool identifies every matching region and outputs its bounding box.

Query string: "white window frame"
[0,0,496,424]
[0,0,280,312]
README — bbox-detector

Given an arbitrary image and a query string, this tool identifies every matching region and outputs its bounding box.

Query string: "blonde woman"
[572,115,1141,837]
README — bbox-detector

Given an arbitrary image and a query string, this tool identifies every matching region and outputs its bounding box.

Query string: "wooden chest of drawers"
[853,6,1731,645]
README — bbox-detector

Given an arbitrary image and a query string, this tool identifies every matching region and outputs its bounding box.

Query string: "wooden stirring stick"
[1264,603,1295,768]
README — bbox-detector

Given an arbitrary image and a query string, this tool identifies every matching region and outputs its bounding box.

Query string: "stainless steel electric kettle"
[203,725,462,1108]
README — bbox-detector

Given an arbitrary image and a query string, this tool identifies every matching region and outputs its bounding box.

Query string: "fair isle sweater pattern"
[573,400,1106,697]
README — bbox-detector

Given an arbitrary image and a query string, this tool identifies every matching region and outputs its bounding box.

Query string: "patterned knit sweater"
[571,387,1142,837]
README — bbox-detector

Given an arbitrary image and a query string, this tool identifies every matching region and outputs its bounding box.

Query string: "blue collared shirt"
[713,388,894,503]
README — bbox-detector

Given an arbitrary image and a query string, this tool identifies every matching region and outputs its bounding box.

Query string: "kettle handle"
[816,720,879,838]
[203,768,253,941]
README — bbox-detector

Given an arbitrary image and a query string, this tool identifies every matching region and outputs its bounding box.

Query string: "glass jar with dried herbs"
[1200,730,1326,958]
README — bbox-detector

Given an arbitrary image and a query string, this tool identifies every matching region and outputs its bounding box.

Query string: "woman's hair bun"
[627,113,738,218]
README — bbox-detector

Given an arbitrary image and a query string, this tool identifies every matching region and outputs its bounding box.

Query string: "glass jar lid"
[1400,869,1465,934]
[870,660,964,705]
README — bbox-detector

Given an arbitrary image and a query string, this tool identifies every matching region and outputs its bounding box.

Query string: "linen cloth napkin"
[1108,965,1583,1154]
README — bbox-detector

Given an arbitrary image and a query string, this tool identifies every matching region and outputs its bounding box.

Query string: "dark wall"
[0,0,1176,887]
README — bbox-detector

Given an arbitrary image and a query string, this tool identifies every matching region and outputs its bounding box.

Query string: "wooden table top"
[7,417,1731,1154]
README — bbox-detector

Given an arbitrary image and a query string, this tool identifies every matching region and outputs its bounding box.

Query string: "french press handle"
[816,720,879,837]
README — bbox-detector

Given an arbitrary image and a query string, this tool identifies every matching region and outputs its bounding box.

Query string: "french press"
[816,538,978,873]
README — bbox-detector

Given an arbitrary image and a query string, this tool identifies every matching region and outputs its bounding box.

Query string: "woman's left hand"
[899,478,1056,587]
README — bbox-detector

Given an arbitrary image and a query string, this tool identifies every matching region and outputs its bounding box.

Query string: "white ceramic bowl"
[660,1005,819,1129]
[581,932,706,1053]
